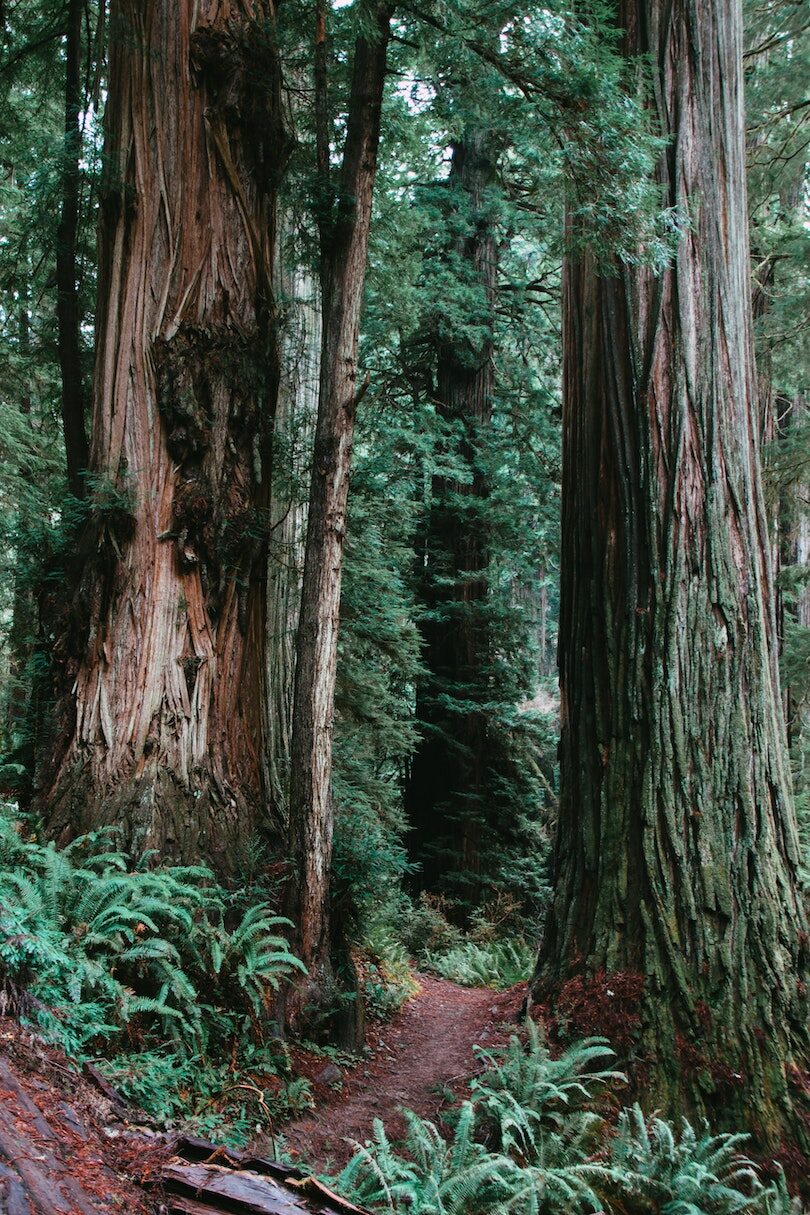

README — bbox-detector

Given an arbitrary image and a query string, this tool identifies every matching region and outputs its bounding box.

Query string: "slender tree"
[265,219,321,828]
[37,0,291,862]
[285,0,393,1018]
[55,0,89,500]
[534,0,810,1146]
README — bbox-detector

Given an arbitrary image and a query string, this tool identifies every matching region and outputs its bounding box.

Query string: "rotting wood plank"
[163,1161,312,1215]
[0,1059,123,1215]
[158,1136,372,1215]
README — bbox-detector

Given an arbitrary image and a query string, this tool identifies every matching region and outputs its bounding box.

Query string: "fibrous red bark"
[38,0,291,863]
[534,0,810,1148]
[285,2,392,1018]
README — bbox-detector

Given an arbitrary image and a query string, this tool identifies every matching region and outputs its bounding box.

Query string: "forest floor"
[0,977,526,1210]
[282,974,526,1174]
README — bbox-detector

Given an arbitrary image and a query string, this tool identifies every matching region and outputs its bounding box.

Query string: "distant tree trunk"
[55,0,89,500]
[5,300,35,790]
[285,2,392,1017]
[265,228,321,828]
[778,393,810,744]
[37,0,291,863]
[406,129,498,901]
[794,398,810,633]
[534,0,810,1147]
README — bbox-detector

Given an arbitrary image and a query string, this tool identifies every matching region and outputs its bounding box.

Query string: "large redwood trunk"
[285,2,392,1015]
[534,0,810,1147]
[38,0,290,863]
[406,129,498,901]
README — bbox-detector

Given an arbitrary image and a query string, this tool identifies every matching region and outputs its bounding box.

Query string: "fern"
[335,1026,777,1215]
[472,1021,622,1155]
[604,1104,764,1214]
[0,805,302,1055]
[425,939,534,991]
[0,804,312,1139]
[337,1104,516,1215]
[211,905,307,1017]
[757,1169,804,1215]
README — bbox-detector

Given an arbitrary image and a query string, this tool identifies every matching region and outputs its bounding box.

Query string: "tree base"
[37,756,259,869]
[530,962,810,1164]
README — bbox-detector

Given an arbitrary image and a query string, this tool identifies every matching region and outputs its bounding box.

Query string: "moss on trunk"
[534,0,810,1150]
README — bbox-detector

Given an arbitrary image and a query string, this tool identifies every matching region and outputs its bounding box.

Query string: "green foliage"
[425,939,534,991]
[604,1105,762,1215]
[471,1022,620,1148]
[338,1103,520,1215]
[209,904,306,1019]
[402,893,465,959]
[744,0,809,396]
[0,805,306,1139]
[331,347,424,941]
[335,1028,614,1214]
[0,1,105,780]
[359,922,420,1020]
[336,1022,792,1215]
[758,1169,803,1215]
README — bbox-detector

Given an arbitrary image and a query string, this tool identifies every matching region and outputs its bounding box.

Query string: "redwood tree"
[285,0,393,1016]
[55,0,89,501]
[534,0,810,1146]
[37,0,291,862]
[406,127,499,900]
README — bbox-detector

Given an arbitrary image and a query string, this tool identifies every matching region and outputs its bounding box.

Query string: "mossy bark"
[37,0,290,864]
[534,0,810,1149]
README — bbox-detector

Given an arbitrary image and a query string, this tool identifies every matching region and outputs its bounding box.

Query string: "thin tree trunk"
[37,0,290,864]
[6,299,35,790]
[265,227,321,828]
[534,0,810,1147]
[406,129,498,901]
[55,0,89,500]
[285,2,392,1014]
[794,396,810,633]
[779,393,810,745]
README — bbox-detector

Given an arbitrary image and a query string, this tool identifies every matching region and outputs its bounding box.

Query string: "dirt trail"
[282,974,524,1174]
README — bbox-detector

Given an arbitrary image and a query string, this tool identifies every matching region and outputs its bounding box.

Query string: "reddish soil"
[0,978,525,1207]
[0,1017,153,1213]
[281,975,526,1174]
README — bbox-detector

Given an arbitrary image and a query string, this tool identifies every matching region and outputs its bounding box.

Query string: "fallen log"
[0,1058,148,1214]
[0,1023,372,1215]
[159,1135,370,1215]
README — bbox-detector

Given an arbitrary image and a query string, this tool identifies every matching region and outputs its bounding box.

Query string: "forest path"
[281,974,524,1174]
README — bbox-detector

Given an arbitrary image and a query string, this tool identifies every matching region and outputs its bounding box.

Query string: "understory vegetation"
[1,796,806,1213]
[0,803,316,1140]
[1,804,800,1208]
[0,0,808,1207]
[337,1025,798,1215]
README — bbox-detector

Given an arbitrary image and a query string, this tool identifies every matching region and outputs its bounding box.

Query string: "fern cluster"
[336,1022,797,1215]
[0,805,305,1137]
[424,938,534,991]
